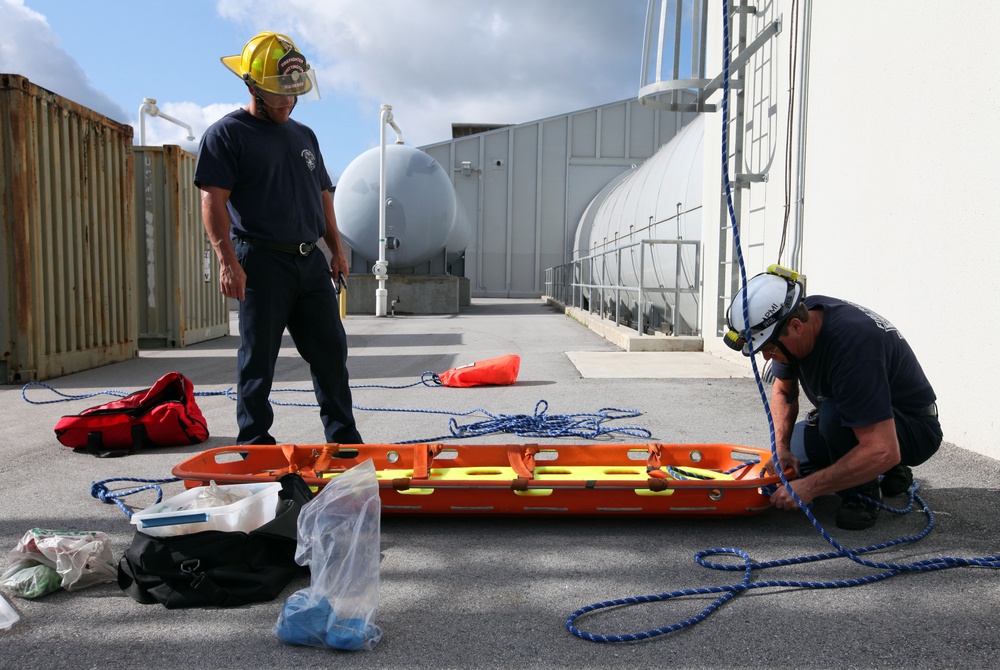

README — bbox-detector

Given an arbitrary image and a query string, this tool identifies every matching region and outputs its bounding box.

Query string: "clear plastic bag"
[1,528,116,596]
[1,562,61,599]
[274,460,383,650]
[0,591,19,629]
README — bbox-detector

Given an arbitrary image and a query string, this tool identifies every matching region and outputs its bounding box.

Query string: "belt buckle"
[298,242,310,256]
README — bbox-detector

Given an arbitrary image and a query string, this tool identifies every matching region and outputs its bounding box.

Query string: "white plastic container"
[130,482,282,537]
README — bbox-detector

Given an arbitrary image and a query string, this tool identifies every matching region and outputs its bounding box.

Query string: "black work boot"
[835,482,881,530]
[880,464,913,497]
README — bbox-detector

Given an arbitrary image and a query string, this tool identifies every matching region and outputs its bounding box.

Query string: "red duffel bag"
[54,372,209,457]
[437,354,521,388]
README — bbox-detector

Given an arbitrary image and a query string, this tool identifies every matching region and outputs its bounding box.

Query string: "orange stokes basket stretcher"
[172,442,785,517]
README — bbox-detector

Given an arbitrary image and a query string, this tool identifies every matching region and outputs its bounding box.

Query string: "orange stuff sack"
[438,354,521,388]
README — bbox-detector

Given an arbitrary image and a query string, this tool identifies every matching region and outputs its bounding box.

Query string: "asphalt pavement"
[1,298,998,669]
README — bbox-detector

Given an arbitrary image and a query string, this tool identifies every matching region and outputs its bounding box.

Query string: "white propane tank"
[334,144,458,269]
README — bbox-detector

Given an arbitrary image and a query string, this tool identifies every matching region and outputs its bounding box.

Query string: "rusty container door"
[0,74,137,384]
[134,145,228,348]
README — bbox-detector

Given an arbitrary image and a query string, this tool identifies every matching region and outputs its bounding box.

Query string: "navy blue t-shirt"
[194,108,333,243]
[771,296,935,427]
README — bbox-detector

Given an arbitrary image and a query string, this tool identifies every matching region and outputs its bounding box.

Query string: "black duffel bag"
[117,474,312,609]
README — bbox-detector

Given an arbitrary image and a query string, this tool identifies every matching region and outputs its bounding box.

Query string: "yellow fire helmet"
[221,31,320,100]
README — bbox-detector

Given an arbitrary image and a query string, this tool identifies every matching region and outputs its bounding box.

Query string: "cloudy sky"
[1,0,649,180]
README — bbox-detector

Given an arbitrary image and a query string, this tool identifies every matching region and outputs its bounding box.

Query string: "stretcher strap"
[412,443,443,480]
[275,444,300,476]
[310,443,340,475]
[646,443,665,473]
[506,444,538,480]
[273,444,337,479]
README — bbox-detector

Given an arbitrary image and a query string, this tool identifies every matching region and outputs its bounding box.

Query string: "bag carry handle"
[81,424,153,458]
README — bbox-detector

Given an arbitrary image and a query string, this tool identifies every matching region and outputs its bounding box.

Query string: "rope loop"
[21,381,129,405]
[89,477,182,518]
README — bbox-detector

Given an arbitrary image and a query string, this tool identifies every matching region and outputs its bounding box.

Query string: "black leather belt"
[237,235,316,256]
[918,402,938,418]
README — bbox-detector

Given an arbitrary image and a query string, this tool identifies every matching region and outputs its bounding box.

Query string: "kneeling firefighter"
[725,266,941,530]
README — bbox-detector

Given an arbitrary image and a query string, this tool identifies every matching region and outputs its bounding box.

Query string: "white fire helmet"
[725,271,804,356]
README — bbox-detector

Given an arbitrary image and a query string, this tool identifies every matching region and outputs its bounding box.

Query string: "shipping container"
[134,145,228,348]
[0,74,136,383]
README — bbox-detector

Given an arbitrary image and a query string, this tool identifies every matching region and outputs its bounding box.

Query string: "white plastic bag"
[187,480,252,510]
[1,529,116,596]
[274,459,383,650]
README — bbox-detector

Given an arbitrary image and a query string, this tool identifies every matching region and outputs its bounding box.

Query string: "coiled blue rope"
[566,2,1000,642]
[394,400,652,444]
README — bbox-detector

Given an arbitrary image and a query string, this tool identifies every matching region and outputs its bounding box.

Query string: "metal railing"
[544,239,701,337]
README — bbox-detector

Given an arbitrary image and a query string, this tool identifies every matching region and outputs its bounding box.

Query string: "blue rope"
[21,381,131,404]
[266,371,445,406]
[568,482,1000,642]
[25,375,651,444]
[566,2,1000,642]
[20,371,444,407]
[21,380,236,404]
[89,477,182,518]
[393,400,652,444]
[353,371,444,389]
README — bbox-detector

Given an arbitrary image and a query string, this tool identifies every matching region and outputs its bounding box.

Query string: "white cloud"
[0,0,129,122]
[217,0,646,146]
[2,0,647,152]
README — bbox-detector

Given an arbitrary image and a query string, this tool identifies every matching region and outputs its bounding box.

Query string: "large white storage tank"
[334,144,470,273]
[576,114,704,335]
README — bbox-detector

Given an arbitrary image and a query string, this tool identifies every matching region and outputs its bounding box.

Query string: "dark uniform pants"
[234,238,362,445]
[790,400,942,494]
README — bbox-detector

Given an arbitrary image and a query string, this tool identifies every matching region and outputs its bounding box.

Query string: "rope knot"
[90,481,114,504]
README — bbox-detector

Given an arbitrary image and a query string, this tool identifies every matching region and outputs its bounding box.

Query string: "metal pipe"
[791,0,813,271]
[138,98,195,145]
[375,104,393,316]
[386,115,404,144]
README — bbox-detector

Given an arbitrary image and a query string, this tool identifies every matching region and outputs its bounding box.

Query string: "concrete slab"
[346,274,461,315]
[554,301,704,352]
[566,351,754,379]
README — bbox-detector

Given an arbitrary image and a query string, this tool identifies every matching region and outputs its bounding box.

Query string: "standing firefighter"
[195,31,362,446]
[726,266,941,530]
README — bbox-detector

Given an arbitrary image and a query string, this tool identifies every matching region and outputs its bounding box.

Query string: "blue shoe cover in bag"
[275,591,379,650]
[275,460,383,650]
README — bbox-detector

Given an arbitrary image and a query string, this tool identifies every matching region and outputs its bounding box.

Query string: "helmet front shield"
[256,68,320,101]
[221,32,321,102]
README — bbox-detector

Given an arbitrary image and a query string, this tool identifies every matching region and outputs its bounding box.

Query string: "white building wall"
[701,0,1000,459]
